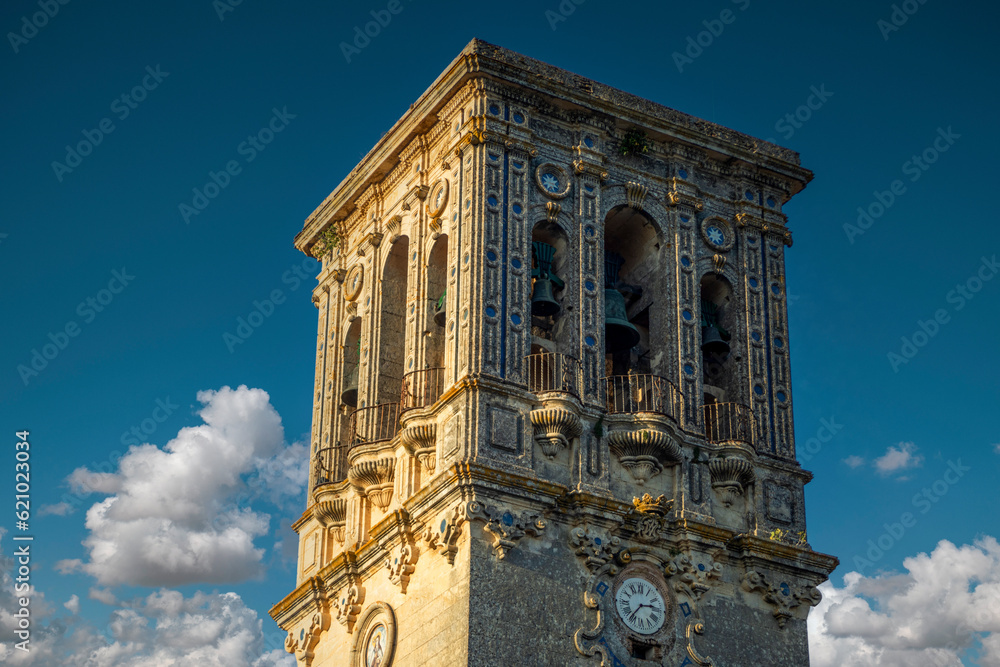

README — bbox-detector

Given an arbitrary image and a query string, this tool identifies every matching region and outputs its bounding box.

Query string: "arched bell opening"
[341,318,362,409]
[376,237,409,407]
[603,205,661,376]
[530,221,569,352]
[425,234,448,365]
[700,272,735,405]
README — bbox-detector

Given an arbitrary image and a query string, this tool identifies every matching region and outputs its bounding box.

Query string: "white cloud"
[873,442,923,477]
[64,595,81,615]
[810,537,1000,666]
[64,385,304,587]
[843,455,866,469]
[38,502,75,517]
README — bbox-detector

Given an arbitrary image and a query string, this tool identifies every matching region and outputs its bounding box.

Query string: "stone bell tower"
[270,39,838,667]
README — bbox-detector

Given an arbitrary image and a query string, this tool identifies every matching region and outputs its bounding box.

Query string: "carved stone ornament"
[684,622,715,666]
[665,552,722,601]
[385,215,402,244]
[625,181,648,211]
[348,458,396,510]
[545,201,561,224]
[534,162,572,199]
[384,541,418,594]
[529,407,582,458]
[399,424,436,474]
[343,265,364,302]
[284,610,330,667]
[629,494,675,544]
[741,570,822,629]
[466,500,546,560]
[426,179,449,218]
[708,456,755,508]
[569,526,621,572]
[332,583,365,630]
[424,504,465,565]
[607,428,682,483]
[313,498,347,544]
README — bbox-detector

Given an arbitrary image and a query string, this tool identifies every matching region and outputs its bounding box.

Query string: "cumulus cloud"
[874,442,923,477]
[64,595,81,615]
[38,502,74,517]
[60,385,305,587]
[843,455,866,469]
[810,537,1000,666]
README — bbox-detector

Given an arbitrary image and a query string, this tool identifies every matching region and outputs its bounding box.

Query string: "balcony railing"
[400,367,445,411]
[703,402,755,445]
[313,444,349,485]
[525,352,581,397]
[603,374,682,422]
[347,403,401,452]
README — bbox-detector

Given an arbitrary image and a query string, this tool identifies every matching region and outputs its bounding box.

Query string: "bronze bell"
[341,363,359,407]
[701,325,731,360]
[433,290,446,327]
[531,277,560,316]
[604,288,641,353]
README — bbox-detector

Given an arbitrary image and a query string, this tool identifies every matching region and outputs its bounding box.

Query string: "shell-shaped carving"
[607,428,681,483]
[626,181,648,210]
[529,407,582,458]
[348,458,396,510]
[399,424,436,453]
[708,456,755,487]
[313,498,347,528]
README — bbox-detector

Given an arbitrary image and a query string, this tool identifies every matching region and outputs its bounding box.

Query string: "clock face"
[615,577,666,635]
[541,172,561,192]
[706,225,725,246]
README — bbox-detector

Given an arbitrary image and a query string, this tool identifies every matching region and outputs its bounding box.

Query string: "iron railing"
[313,445,349,485]
[525,352,581,397]
[603,374,682,422]
[400,367,445,411]
[347,403,401,452]
[703,402,755,445]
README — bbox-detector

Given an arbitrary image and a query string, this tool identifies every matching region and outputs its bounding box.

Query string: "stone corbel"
[385,215,403,244]
[313,498,347,544]
[529,407,582,458]
[741,570,821,629]
[399,423,437,474]
[626,181,648,211]
[708,457,755,508]
[284,609,330,667]
[424,503,465,565]
[569,525,622,572]
[545,201,561,224]
[665,552,722,601]
[381,511,419,594]
[348,458,396,510]
[607,428,682,484]
[466,500,547,560]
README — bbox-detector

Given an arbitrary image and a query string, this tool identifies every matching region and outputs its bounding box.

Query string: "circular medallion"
[365,623,387,667]
[534,162,571,199]
[700,217,735,252]
[614,577,667,635]
[344,265,364,302]
[427,179,449,218]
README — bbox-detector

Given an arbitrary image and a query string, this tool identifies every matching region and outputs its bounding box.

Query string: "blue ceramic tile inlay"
[511,258,521,269]
[585,335,596,346]
[679,168,688,179]
[486,306,496,317]
[486,250,497,261]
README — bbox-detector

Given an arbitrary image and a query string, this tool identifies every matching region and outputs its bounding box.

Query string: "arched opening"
[530,221,569,351]
[699,273,735,404]
[376,238,409,406]
[426,235,448,368]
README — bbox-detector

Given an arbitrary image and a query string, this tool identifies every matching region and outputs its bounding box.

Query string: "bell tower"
[271,39,837,667]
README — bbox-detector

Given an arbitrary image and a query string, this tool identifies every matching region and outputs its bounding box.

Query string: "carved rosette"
[741,570,822,629]
[466,500,546,560]
[347,458,395,510]
[708,457,755,507]
[312,498,347,544]
[529,407,582,458]
[284,610,330,666]
[607,428,681,483]
[399,423,436,474]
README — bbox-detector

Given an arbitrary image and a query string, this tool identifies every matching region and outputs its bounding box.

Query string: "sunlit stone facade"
[271,39,837,667]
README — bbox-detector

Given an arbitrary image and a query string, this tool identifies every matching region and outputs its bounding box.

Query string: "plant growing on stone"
[620,128,649,157]
[312,228,341,258]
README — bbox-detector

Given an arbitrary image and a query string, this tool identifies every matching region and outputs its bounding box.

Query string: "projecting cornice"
[294,38,812,256]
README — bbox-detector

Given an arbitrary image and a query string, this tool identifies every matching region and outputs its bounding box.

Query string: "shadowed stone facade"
[270,39,838,667]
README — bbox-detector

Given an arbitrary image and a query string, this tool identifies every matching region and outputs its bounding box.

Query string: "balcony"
[313,444,349,486]
[703,402,755,446]
[400,367,445,411]
[603,374,682,423]
[348,403,401,452]
[526,352,581,397]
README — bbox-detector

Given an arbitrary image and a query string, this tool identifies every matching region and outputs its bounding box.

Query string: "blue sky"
[1,0,998,664]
